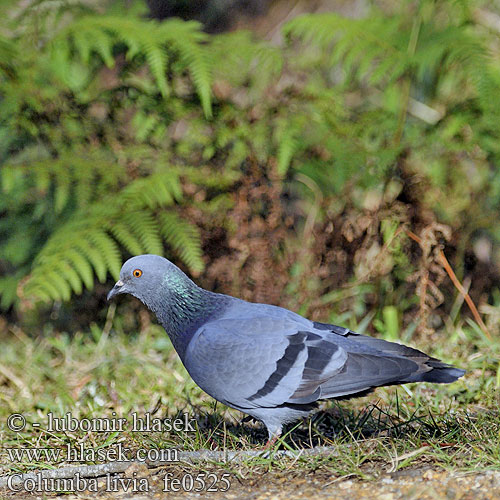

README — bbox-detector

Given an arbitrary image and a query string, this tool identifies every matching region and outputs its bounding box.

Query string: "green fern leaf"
[65,249,94,289]
[276,126,301,176]
[74,239,107,284]
[109,221,144,256]
[122,171,181,209]
[142,40,169,97]
[44,270,72,301]
[159,20,212,117]
[57,260,83,294]
[54,171,71,214]
[29,280,62,302]
[88,230,121,280]
[89,26,115,67]
[123,210,163,255]
[158,212,203,273]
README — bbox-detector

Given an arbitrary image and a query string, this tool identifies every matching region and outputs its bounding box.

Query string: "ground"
[2,465,500,499]
[0,321,498,498]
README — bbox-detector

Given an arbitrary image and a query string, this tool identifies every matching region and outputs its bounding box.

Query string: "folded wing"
[184,317,465,412]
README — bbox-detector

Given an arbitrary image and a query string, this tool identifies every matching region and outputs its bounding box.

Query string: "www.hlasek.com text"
[7,443,179,464]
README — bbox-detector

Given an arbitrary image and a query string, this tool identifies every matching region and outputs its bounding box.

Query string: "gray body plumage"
[108,254,465,439]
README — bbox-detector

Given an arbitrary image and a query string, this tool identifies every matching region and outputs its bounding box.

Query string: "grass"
[0,310,498,482]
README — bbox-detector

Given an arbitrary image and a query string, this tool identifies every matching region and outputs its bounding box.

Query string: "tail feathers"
[405,362,466,384]
[310,355,465,403]
[339,330,466,386]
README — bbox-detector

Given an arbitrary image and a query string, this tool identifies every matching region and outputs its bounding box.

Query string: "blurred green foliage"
[1,0,500,329]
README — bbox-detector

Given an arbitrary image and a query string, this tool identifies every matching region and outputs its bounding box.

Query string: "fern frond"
[158,212,204,274]
[53,168,71,214]
[56,260,83,295]
[87,230,121,280]
[108,222,144,256]
[3,152,126,212]
[285,13,406,85]
[86,26,115,67]
[276,125,301,177]
[122,210,163,255]
[29,280,62,303]
[64,249,94,289]
[53,15,213,115]
[72,29,93,64]
[211,31,282,93]
[141,40,169,97]
[122,171,181,209]
[158,19,212,117]
[21,168,204,302]
[45,270,72,302]
[285,10,489,94]
[76,239,107,284]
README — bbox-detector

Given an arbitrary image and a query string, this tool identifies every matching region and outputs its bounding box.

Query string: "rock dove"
[107,254,465,441]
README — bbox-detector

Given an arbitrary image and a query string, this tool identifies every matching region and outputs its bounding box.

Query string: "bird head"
[107,254,173,304]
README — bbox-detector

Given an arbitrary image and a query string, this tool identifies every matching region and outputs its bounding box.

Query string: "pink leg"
[263,434,280,450]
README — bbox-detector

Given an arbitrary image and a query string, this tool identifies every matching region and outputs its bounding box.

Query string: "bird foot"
[263,434,280,450]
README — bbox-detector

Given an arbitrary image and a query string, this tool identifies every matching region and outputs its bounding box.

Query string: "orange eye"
[133,269,143,278]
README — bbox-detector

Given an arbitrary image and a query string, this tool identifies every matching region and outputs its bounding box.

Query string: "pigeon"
[107,254,465,442]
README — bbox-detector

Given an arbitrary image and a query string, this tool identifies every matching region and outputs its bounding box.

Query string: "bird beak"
[107,280,125,301]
